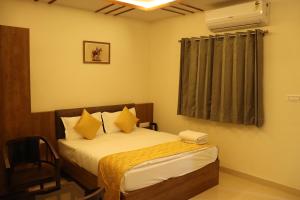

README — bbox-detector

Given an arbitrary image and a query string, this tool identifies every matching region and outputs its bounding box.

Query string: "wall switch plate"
[287,95,300,102]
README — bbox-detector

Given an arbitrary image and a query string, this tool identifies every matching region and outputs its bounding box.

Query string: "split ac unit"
[205,0,270,32]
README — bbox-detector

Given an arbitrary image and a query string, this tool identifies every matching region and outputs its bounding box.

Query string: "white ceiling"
[32,0,251,22]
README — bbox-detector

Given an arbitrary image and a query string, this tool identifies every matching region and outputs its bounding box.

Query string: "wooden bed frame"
[55,103,219,200]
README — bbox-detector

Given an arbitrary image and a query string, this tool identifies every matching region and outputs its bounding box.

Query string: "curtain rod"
[178,30,268,42]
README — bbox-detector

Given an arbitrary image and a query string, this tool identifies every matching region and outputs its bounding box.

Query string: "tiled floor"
[28,172,300,200]
[191,172,300,200]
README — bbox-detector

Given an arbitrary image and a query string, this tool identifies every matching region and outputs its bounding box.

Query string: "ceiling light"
[115,0,176,10]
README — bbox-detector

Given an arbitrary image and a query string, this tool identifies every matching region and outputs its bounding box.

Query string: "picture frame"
[83,41,110,64]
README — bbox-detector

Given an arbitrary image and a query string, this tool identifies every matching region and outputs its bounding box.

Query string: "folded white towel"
[179,130,208,144]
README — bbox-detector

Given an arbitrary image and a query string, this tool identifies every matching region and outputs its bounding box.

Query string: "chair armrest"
[39,137,59,161]
[2,146,10,169]
[81,187,104,200]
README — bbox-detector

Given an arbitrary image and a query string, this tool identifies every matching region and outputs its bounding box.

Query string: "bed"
[55,103,219,200]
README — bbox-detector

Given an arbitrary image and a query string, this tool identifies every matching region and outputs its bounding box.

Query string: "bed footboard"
[122,159,219,200]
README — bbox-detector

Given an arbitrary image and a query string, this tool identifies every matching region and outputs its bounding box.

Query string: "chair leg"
[55,172,61,190]
[6,172,11,186]
[56,179,61,189]
[56,167,61,189]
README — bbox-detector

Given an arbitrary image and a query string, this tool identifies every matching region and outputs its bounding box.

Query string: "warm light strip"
[116,0,175,9]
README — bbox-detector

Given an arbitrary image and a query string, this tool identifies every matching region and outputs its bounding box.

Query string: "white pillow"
[61,112,104,140]
[102,108,136,133]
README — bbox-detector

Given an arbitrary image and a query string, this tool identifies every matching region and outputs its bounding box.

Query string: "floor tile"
[190,172,300,200]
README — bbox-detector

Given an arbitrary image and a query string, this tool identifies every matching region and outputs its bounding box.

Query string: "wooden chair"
[3,136,61,194]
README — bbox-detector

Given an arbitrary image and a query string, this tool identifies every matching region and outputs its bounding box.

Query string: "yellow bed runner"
[98,140,213,200]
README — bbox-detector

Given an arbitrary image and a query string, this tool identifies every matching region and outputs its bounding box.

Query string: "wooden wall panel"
[135,103,153,124]
[0,25,31,138]
[31,112,56,148]
[0,25,56,192]
[0,25,30,189]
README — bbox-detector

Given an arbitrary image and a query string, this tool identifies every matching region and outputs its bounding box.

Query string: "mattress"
[58,128,218,192]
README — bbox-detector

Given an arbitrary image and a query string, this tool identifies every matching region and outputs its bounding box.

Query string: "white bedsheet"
[58,128,218,192]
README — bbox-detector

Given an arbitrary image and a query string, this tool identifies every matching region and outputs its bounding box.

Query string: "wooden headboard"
[55,103,153,139]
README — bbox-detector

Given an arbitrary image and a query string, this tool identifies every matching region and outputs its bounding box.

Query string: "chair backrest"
[6,136,41,168]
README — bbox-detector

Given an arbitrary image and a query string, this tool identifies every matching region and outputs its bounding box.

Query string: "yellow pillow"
[115,107,139,133]
[74,109,101,140]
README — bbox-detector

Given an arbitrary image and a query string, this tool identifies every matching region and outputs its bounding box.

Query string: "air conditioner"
[205,0,270,32]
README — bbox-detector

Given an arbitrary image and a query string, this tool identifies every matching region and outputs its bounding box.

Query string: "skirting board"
[220,167,300,196]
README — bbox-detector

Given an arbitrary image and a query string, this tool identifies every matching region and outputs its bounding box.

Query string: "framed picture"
[83,41,110,64]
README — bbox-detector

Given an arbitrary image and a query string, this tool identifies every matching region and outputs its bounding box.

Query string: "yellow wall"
[148,0,300,190]
[0,0,150,112]
[1,0,300,191]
